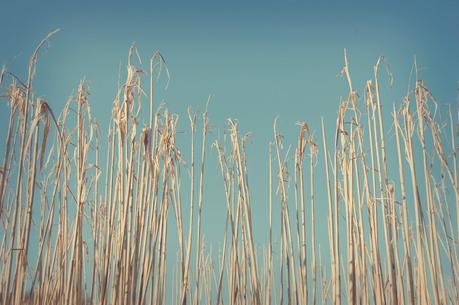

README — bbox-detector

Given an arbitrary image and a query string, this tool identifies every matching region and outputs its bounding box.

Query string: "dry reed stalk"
[193,100,210,305]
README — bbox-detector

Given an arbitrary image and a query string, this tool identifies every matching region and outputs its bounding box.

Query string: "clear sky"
[1,0,458,263]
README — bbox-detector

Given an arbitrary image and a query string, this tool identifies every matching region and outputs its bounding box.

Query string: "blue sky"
[1,0,458,260]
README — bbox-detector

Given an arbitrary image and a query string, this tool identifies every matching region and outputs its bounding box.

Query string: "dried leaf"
[40,116,51,170]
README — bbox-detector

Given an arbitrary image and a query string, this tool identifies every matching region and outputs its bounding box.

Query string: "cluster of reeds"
[0,31,457,305]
